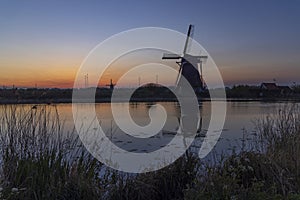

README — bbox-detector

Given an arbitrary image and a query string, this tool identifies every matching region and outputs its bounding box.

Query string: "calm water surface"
[3,102,297,158]
[61,101,296,155]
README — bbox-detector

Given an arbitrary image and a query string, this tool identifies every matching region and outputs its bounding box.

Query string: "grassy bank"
[0,104,300,199]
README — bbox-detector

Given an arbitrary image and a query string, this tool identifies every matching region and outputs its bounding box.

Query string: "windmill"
[162,24,208,94]
[162,24,206,138]
[106,79,115,91]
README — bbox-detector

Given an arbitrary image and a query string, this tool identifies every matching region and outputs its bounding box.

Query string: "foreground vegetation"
[0,104,300,199]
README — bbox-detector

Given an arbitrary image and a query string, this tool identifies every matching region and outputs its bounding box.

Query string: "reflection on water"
[1,102,297,156]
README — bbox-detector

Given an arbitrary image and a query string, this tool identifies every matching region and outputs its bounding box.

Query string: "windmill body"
[179,55,203,94]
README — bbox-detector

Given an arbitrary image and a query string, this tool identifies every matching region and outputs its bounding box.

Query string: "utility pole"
[84,73,89,88]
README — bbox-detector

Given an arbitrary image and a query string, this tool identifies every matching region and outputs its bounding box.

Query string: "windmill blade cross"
[161,24,208,91]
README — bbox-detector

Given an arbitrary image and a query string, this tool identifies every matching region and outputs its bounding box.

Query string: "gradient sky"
[1,0,300,88]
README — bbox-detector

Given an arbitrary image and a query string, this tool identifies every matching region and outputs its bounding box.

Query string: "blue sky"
[0,0,300,87]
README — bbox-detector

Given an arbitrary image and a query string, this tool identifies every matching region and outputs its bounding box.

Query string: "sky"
[0,0,300,88]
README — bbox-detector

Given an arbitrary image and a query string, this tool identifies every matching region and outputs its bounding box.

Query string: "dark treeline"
[1,84,300,103]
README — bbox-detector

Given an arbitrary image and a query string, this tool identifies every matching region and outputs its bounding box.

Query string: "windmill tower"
[162,24,207,94]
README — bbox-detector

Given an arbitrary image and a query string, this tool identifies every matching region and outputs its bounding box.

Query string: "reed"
[184,104,300,199]
[0,105,103,199]
[0,104,300,199]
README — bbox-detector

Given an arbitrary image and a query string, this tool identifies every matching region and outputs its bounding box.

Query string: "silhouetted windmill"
[106,79,115,91]
[162,24,207,94]
[162,25,205,138]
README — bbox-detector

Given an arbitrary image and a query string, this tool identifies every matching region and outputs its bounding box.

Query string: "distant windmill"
[162,24,207,94]
[106,79,115,90]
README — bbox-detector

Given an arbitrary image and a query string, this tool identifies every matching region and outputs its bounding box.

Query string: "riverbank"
[0,104,300,199]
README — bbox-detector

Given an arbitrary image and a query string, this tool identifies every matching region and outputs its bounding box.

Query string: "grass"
[0,104,300,199]
[0,105,103,199]
[184,104,300,199]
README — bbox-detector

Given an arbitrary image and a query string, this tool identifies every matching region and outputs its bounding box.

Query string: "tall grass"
[0,104,300,199]
[0,104,201,200]
[184,104,300,199]
[254,104,300,194]
[0,105,103,199]
[106,152,200,200]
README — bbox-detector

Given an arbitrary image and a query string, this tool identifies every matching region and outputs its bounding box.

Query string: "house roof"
[261,83,278,90]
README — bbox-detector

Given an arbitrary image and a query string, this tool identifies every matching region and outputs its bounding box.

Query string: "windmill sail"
[183,24,194,55]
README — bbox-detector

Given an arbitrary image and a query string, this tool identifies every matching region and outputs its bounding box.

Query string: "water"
[63,101,295,154]
[1,101,297,157]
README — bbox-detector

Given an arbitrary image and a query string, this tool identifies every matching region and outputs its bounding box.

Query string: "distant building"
[260,83,279,91]
[260,83,291,97]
